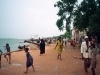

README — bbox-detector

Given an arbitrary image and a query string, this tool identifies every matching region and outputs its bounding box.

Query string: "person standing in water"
[4,43,11,64]
[54,37,63,61]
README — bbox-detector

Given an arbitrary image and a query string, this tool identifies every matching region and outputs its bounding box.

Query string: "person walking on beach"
[0,50,2,68]
[39,39,45,56]
[81,36,91,73]
[4,43,11,64]
[54,37,63,61]
[24,48,35,74]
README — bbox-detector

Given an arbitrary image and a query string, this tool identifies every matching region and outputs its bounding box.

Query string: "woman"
[39,39,45,56]
[54,37,63,61]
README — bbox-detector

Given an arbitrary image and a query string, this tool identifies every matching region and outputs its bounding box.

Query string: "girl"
[24,48,35,74]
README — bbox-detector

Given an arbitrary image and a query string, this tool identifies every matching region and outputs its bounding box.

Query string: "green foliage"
[56,18,64,31]
[54,0,77,32]
[74,0,100,32]
[55,0,100,33]
[62,31,71,38]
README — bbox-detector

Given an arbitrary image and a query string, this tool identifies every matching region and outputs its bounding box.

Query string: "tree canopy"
[54,0,100,32]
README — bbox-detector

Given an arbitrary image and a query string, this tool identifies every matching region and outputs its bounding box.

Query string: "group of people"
[81,36,100,75]
[0,43,35,73]
[1,36,100,75]
[24,38,46,73]
[54,36,100,75]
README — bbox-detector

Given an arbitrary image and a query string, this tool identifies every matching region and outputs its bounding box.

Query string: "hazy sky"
[0,0,82,39]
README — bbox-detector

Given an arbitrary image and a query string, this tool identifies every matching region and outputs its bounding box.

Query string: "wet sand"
[0,44,100,75]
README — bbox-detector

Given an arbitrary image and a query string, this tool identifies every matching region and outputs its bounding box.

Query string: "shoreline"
[2,49,22,55]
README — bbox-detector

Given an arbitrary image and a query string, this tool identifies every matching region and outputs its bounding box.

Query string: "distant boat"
[18,45,23,49]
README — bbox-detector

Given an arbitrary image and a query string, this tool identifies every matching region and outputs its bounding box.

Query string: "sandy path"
[0,44,100,75]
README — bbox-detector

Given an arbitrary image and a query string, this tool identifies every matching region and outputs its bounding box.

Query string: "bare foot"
[85,70,88,74]
[7,59,8,62]
[24,71,27,74]
[57,56,59,59]
[60,59,62,61]
[33,69,35,72]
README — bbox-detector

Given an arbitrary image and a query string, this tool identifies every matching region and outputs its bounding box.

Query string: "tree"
[63,31,71,38]
[54,0,100,32]
[54,0,77,32]
[74,0,100,32]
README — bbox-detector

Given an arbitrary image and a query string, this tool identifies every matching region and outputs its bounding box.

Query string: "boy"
[24,48,35,74]
[0,50,2,68]
[90,44,100,75]
[4,43,11,64]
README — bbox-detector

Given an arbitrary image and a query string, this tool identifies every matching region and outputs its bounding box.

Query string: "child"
[90,44,100,75]
[24,48,35,74]
[4,43,11,64]
[0,50,2,68]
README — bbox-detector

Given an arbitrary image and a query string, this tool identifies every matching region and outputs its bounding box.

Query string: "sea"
[0,38,29,53]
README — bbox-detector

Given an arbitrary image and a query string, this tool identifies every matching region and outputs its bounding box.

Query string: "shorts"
[4,52,11,57]
[91,58,97,69]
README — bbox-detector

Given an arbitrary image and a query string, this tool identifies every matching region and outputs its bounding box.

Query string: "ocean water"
[0,38,29,53]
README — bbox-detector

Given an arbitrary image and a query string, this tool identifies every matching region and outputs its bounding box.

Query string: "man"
[63,38,67,47]
[81,36,91,73]
[4,43,11,64]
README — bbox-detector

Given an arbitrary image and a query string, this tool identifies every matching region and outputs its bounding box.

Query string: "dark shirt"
[26,52,33,64]
[6,46,10,52]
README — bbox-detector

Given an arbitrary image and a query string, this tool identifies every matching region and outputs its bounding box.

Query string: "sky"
[0,0,82,39]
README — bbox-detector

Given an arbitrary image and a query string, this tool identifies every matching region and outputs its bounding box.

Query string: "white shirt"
[81,41,91,58]
[63,38,68,42]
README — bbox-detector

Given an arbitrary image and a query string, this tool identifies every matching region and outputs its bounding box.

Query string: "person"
[67,40,71,51]
[90,44,100,75]
[4,43,11,64]
[54,37,64,61]
[24,48,35,74]
[91,36,96,45]
[23,42,26,50]
[72,39,76,49]
[79,37,82,48]
[81,36,91,73]
[0,50,2,68]
[63,38,68,47]
[39,39,45,56]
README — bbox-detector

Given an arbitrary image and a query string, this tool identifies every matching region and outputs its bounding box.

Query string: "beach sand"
[0,44,100,75]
